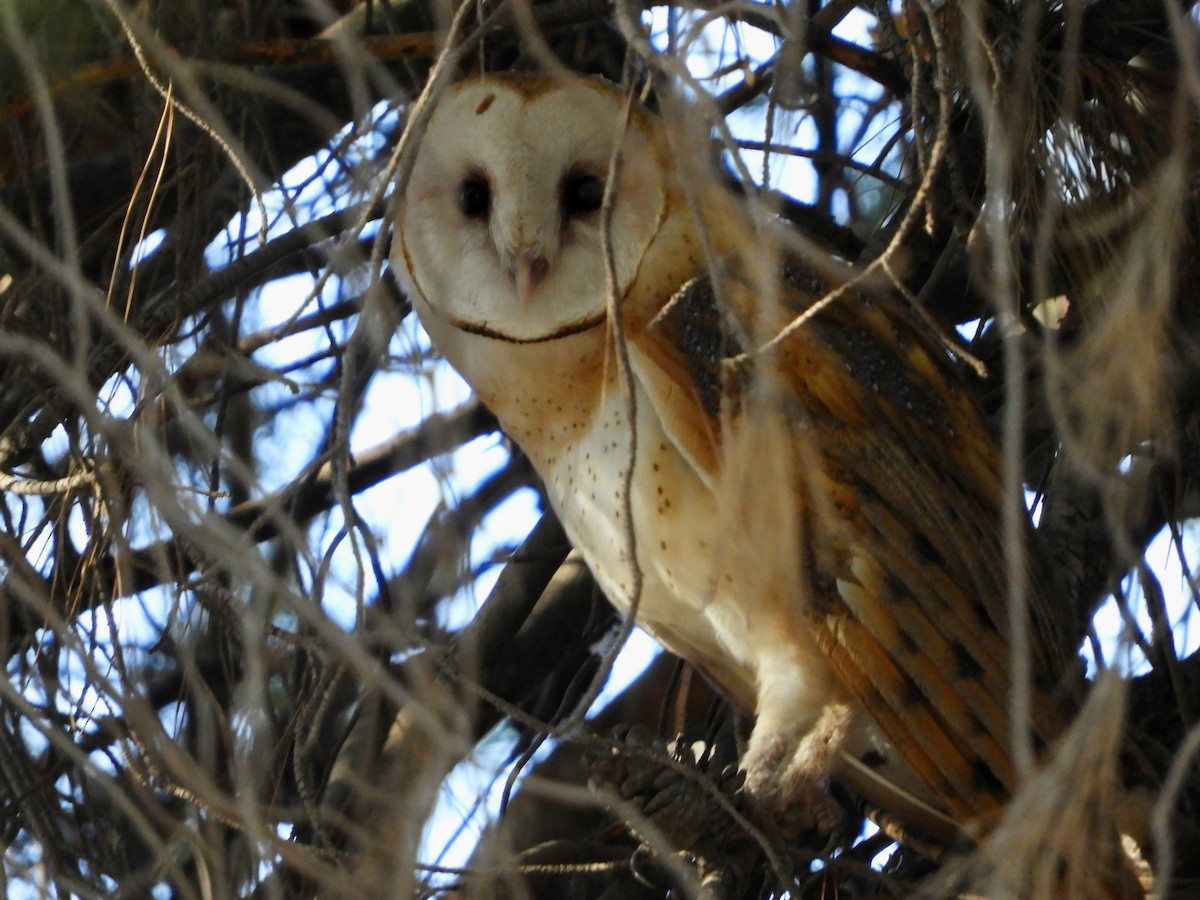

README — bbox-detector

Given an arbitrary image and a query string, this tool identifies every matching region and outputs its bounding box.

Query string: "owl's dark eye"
[562,172,604,217]
[458,176,490,219]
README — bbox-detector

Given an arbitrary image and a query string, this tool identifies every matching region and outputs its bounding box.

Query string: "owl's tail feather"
[831,660,1147,898]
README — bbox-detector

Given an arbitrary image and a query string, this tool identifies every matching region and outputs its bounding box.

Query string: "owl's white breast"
[540,383,742,684]
[530,369,834,725]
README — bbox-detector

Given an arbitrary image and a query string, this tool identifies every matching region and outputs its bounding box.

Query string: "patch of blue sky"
[180,309,456,633]
[243,272,326,343]
[589,626,664,711]
[311,430,521,633]
[37,422,72,467]
[421,625,665,876]
[46,588,183,741]
[96,364,139,420]
[129,227,167,267]
[310,465,450,631]
[833,6,878,42]
[9,493,52,565]
[422,719,522,880]
[235,274,353,495]
[248,270,356,369]
[1087,524,1200,676]
[78,584,183,657]
[292,331,484,626]
[206,102,398,270]
[352,317,469,448]
[4,851,51,899]
[297,458,474,629]
[730,107,822,197]
[647,6,900,212]
[957,318,984,342]
[435,482,541,633]
[12,653,50,759]
[249,387,337,495]
[9,580,180,772]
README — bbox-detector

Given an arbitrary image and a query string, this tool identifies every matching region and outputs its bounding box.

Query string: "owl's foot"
[741,702,855,844]
[743,748,846,843]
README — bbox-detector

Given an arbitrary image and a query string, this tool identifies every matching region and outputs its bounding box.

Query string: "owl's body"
[393,73,1078,839]
[407,158,830,735]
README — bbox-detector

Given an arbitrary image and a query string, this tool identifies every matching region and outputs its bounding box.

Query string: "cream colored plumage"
[391,72,1081,842]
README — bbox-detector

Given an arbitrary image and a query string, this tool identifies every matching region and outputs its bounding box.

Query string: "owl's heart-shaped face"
[394,75,669,343]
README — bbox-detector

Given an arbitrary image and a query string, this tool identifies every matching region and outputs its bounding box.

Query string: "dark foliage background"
[1,0,1199,897]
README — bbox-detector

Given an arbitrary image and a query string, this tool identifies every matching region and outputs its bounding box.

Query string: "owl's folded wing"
[631,271,1072,823]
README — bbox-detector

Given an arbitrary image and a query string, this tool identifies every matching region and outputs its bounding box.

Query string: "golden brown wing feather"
[633,262,1076,823]
[776,282,1078,814]
[774,280,1078,817]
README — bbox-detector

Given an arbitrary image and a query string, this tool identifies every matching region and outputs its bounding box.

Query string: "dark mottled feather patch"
[971,758,1006,795]
[897,628,920,654]
[899,673,924,708]
[782,260,832,298]
[970,596,997,631]
[884,573,914,607]
[814,317,951,434]
[655,276,742,417]
[912,530,946,568]
[950,639,985,679]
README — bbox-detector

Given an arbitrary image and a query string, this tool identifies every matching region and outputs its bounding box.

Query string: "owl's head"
[393,74,670,343]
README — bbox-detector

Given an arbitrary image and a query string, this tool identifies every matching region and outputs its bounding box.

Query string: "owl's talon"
[744,775,847,848]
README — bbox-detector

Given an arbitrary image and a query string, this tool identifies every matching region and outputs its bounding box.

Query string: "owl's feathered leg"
[740,653,854,838]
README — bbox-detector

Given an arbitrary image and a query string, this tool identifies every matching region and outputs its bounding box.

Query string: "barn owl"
[391,73,1078,845]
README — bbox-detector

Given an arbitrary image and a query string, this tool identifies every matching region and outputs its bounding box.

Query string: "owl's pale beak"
[513,255,550,306]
